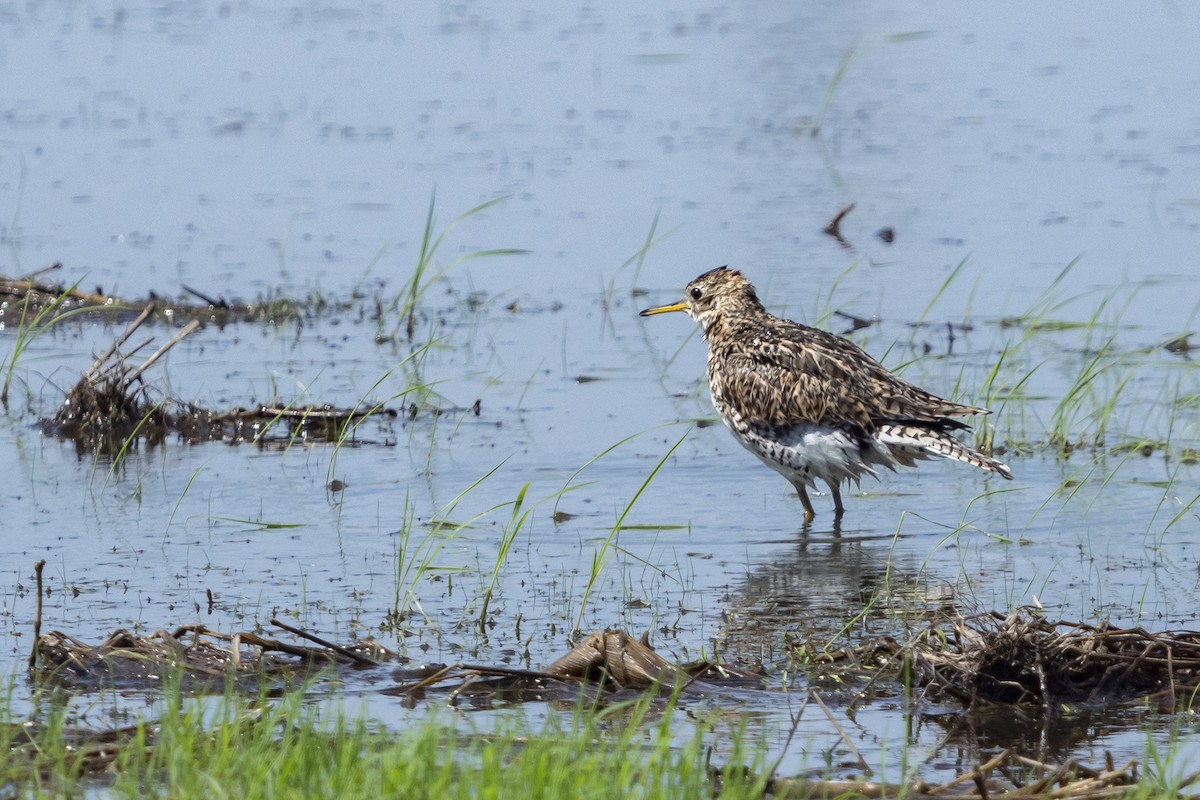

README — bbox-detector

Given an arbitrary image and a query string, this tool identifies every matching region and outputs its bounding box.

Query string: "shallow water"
[3,0,1200,785]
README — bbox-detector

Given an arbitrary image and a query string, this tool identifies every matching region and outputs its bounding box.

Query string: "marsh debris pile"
[33,620,759,704]
[42,300,399,452]
[1,264,327,324]
[387,629,764,703]
[753,748,1154,800]
[5,719,141,780]
[0,264,114,312]
[22,604,1200,797]
[34,620,396,693]
[906,609,1200,710]
[167,400,400,447]
[48,304,197,451]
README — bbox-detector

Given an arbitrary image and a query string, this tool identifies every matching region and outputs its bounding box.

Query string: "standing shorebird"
[640,266,1012,520]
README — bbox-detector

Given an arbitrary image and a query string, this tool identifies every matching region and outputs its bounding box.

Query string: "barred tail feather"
[877,423,1013,480]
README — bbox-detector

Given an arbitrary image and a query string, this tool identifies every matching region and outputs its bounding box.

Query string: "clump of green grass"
[381,192,528,345]
[3,680,771,799]
[606,209,680,301]
[1,278,89,406]
[809,43,859,137]
[573,428,691,633]
[959,256,1200,462]
[382,457,553,628]
[476,481,532,629]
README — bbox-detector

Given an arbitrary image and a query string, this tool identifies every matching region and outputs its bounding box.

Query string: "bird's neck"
[701,305,766,343]
[699,311,729,342]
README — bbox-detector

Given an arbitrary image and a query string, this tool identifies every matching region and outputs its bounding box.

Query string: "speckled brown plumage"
[640,266,1012,519]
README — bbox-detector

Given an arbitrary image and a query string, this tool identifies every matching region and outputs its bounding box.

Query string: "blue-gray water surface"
[3,0,1200,786]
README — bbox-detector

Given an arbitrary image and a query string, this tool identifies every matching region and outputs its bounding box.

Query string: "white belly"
[724,417,905,490]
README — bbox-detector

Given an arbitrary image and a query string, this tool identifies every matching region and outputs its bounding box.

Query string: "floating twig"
[82,303,155,381]
[16,261,63,281]
[28,560,45,671]
[181,284,228,310]
[123,319,201,385]
[270,617,379,666]
[823,202,856,247]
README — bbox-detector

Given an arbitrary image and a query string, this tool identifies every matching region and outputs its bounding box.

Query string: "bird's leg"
[793,481,816,521]
[829,516,843,538]
[826,480,845,519]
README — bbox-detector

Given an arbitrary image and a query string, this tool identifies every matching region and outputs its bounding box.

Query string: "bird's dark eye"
[689,287,703,300]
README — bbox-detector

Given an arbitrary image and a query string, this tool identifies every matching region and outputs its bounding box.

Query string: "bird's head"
[639,266,763,332]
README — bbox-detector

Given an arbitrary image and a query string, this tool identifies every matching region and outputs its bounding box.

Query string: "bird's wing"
[715,327,986,433]
[717,343,874,432]
[796,326,990,423]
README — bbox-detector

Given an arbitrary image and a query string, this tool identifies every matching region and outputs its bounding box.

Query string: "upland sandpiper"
[640,266,1012,519]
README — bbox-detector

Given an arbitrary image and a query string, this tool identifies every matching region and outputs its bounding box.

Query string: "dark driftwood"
[270,617,380,667]
[31,624,397,691]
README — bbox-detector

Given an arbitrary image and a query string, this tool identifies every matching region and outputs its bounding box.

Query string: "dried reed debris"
[33,620,396,693]
[745,748,1153,800]
[41,302,398,450]
[907,609,1200,710]
[48,303,198,451]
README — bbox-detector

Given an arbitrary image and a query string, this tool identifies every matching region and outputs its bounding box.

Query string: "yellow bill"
[639,301,687,317]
